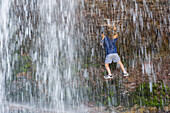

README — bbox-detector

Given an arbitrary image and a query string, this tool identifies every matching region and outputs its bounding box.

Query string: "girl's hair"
[106,27,114,39]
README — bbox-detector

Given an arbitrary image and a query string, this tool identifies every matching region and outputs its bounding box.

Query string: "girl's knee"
[105,63,109,67]
[117,60,121,64]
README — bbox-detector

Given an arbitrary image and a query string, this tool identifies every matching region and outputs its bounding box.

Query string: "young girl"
[100,26,129,79]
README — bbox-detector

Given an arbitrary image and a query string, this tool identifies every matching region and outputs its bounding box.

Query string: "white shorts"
[105,53,120,64]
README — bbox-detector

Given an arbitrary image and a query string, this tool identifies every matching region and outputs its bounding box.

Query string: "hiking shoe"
[123,72,129,76]
[104,75,113,79]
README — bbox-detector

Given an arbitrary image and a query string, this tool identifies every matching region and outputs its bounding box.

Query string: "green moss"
[92,63,100,68]
[109,91,114,96]
[107,97,111,103]
[131,82,169,109]
[82,64,89,68]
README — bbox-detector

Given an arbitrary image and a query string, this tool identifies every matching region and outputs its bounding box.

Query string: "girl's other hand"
[102,33,105,39]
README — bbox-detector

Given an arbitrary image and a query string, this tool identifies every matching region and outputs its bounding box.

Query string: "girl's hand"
[113,26,117,31]
[113,33,118,39]
[101,33,105,40]
[100,33,105,46]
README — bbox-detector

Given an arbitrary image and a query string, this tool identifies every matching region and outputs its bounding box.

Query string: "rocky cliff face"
[80,0,169,112]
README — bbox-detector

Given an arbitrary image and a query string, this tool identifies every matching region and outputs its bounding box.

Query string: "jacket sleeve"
[100,39,104,44]
[114,38,118,42]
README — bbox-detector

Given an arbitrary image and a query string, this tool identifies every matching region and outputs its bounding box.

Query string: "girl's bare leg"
[105,63,112,75]
[117,60,126,72]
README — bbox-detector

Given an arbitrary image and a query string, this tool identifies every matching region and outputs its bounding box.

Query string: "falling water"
[0,0,11,111]
[0,0,87,112]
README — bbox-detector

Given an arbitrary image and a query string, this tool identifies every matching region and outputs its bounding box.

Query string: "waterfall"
[0,0,11,111]
[0,0,85,112]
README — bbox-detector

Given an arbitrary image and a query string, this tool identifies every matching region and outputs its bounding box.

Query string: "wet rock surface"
[81,0,169,112]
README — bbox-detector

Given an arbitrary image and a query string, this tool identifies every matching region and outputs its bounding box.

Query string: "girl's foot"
[104,74,113,79]
[123,72,129,76]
